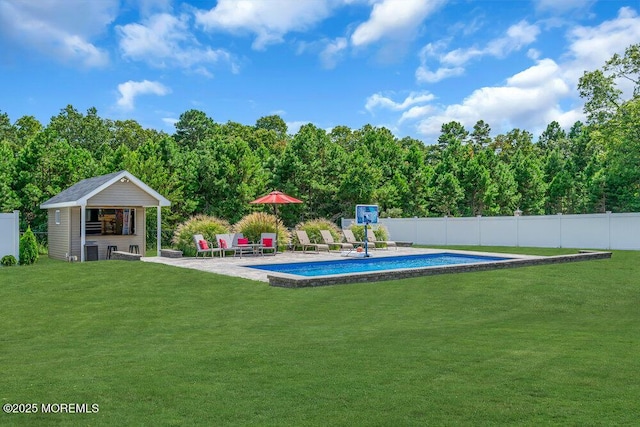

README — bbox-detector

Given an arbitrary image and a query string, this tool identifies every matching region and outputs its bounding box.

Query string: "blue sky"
[1,0,638,144]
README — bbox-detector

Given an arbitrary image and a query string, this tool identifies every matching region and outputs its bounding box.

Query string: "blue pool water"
[248,253,514,277]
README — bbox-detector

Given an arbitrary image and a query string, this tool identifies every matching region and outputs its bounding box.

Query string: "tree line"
[1,44,638,243]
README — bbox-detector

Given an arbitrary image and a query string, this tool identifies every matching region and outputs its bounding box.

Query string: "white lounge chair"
[366,228,397,250]
[342,228,376,249]
[320,230,353,251]
[215,233,235,257]
[295,230,330,253]
[193,234,223,257]
[259,232,277,256]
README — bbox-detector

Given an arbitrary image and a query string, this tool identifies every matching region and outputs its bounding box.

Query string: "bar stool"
[107,245,118,259]
[129,244,140,254]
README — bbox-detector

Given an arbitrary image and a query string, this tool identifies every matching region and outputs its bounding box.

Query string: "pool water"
[248,252,514,277]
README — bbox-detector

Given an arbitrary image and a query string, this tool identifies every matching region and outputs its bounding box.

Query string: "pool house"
[40,170,171,261]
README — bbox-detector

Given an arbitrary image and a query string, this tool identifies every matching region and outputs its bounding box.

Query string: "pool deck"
[143,247,443,282]
[142,247,612,287]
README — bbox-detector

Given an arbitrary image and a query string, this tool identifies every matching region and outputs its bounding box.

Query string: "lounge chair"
[259,232,277,256]
[215,233,236,257]
[320,230,353,252]
[295,230,330,253]
[193,234,222,257]
[366,228,397,250]
[342,229,368,248]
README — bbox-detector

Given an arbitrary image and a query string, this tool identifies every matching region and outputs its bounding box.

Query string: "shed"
[40,170,171,261]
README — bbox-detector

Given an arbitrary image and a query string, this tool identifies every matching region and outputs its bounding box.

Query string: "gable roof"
[40,170,171,209]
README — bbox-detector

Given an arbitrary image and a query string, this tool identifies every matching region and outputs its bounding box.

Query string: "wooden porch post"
[157,206,162,257]
[80,204,86,262]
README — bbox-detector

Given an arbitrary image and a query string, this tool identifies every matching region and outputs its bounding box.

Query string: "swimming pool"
[249,252,514,277]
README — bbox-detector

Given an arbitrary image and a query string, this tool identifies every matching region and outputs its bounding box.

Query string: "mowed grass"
[1,247,639,425]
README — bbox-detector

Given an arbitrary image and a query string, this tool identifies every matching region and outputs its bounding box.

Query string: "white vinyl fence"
[342,212,640,250]
[0,210,20,261]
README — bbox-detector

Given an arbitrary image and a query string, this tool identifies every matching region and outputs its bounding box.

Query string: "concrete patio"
[141,247,535,284]
[143,247,445,283]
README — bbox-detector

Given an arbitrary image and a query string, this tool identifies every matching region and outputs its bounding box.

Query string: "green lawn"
[1,247,639,425]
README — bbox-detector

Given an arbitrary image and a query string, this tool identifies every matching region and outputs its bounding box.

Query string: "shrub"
[1,255,17,267]
[234,212,289,249]
[374,225,390,241]
[19,226,39,265]
[293,218,341,248]
[348,224,390,242]
[172,215,231,257]
[348,225,365,242]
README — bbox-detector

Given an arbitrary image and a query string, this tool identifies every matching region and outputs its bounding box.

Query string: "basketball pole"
[364,218,371,257]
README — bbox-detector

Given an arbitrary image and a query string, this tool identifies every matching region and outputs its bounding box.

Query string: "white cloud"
[116,80,171,110]
[0,0,114,67]
[527,48,541,60]
[117,13,236,73]
[441,20,540,67]
[399,105,435,123]
[372,56,577,139]
[415,41,466,82]
[270,109,287,117]
[118,13,186,60]
[59,35,109,68]
[365,91,435,112]
[351,0,446,47]
[562,7,640,88]
[286,121,310,135]
[416,20,540,83]
[487,20,540,56]
[415,65,464,83]
[507,58,559,87]
[409,6,640,140]
[196,0,444,67]
[162,117,179,128]
[420,87,570,136]
[195,0,336,50]
[439,47,484,67]
[414,59,572,137]
[320,37,348,69]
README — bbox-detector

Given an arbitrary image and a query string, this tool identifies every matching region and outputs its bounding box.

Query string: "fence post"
[513,210,521,247]
[607,211,612,250]
[13,210,20,261]
[558,213,563,248]
[444,215,448,246]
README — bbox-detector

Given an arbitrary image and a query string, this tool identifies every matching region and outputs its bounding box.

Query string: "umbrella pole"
[274,204,278,254]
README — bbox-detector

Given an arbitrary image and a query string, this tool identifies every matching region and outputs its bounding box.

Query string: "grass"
[1,246,639,425]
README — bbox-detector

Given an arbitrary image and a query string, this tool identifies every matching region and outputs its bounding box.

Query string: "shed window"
[85,208,136,235]
[55,210,61,225]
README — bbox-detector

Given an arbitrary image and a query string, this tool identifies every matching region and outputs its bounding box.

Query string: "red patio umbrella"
[250,190,303,253]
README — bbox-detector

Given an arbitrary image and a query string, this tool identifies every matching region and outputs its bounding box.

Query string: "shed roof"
[40,170,171,209]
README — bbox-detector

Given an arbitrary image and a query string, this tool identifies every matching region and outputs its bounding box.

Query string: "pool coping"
[265,250,612,288]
